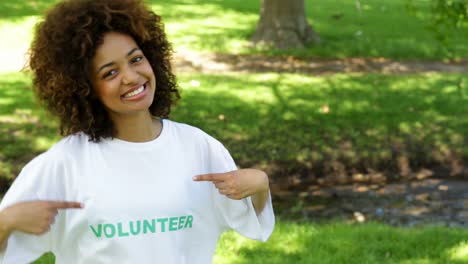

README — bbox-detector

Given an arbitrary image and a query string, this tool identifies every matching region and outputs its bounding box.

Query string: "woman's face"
[90,31,156,119]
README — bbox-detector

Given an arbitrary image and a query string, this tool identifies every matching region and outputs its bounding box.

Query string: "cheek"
[95,84,115,107]
[142,61,155,78]
[94,82,119,102]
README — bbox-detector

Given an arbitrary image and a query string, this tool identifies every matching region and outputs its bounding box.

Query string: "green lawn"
[154,0,468,60]
[1,72,467,185]
[175,72,468,182]
[0,0,467,64]
[32,220,468,263]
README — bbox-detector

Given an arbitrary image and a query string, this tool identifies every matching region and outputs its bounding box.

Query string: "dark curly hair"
[28,0,180,142]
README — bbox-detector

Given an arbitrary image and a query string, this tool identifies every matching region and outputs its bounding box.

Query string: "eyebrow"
[96,48,140,74]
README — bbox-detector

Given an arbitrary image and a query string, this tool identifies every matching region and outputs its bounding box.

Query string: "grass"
[154,0,468,60]
[0,0,467,65]
[1,71,467,185]
[178,72,468,181]
[32,220,468,263]
[0,73,59,191]
[215,221,468,264]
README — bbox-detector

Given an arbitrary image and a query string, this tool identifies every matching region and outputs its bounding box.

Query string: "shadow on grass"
[0,72,467,193]
[0,74,59,192]
[172,73,468,185]
[0,0,59,20]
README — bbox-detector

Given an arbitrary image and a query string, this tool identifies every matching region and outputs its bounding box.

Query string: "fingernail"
[192,176,198,181]
[80,203,85,208]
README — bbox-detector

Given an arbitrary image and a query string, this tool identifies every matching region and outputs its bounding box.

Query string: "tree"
[251,0,320,50]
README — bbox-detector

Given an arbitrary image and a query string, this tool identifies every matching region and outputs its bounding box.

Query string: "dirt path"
[274,178,468,227]
[173,49,468,75]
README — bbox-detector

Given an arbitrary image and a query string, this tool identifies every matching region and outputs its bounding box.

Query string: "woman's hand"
[0,200,83,235]
[193,169,269,200]
[194,169,270,214]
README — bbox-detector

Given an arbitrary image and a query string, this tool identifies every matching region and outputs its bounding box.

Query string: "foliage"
[406,0,468,59]
[431,0,467,29]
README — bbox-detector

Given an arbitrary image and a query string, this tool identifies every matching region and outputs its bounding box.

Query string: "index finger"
[48,201,84,209]
[193,173,227,182]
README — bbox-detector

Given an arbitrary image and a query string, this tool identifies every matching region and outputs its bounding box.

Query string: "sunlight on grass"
[214,223,318,263]
[179,76,277,103]
[397,259,432,264]
[26,220,468,264]
[211,221,468,264]
[0,71,467,197]
[0,72,58,181]
[174,72,468,182]
[34,136,58,150]
[30,221,468,264]
[157,5,257,53]
[1,0,466,60]
[448,241,468,262]
[307,0,467,59]
[0,16,36,49]
[6,69,468,186]
[0,17,37,72]
[0,98,15,105]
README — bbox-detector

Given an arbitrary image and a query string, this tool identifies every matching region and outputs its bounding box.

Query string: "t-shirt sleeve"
[0,153,63,264]
[205,137,275,242]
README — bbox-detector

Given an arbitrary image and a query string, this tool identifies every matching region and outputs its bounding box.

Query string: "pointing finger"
[48,201,84,209]
[193,173,227,182]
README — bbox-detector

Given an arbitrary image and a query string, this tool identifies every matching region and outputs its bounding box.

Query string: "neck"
[110,111,161,142]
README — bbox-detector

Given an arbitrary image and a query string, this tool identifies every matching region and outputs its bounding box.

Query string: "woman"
[0,0,274,263]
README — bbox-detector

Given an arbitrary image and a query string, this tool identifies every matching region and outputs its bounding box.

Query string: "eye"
[131,56,144,64]
[103,69,118,79]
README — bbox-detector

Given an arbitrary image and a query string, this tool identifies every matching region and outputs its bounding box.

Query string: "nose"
[121,65,139,85]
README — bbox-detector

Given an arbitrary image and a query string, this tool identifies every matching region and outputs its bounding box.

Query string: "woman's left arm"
[193,168,270,215]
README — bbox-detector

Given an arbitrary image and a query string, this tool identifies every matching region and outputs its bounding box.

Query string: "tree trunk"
[251,0,320,49]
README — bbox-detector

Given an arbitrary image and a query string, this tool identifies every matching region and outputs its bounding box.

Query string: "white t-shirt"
[0,119,274,264]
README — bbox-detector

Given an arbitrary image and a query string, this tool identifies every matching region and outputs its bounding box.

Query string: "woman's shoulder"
[48,132,90,154]
[164,119,226,150]
[164,119,220,143]
[25,133,90,169]
[164,119,202,133]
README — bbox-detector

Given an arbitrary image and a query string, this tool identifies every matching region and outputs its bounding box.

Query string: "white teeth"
[123,85,145,98]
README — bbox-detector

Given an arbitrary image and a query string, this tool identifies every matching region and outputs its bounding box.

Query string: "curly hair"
[28,0,180,142]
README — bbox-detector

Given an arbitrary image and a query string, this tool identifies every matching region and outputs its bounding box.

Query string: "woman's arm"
[0,201,83,249]
[0,214,12,250]
[193,168,270,215]
[251,185,269,215]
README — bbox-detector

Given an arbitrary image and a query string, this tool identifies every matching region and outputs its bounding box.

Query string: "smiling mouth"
[122,83,147,99]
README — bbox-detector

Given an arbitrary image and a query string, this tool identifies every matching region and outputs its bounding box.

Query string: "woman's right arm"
[0,201,82,250]
[0,212,12,250]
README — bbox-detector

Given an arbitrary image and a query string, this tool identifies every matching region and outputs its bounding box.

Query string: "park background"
[0,0,467,263]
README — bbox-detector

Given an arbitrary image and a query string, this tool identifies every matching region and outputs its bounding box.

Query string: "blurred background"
[0,0,467,263]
